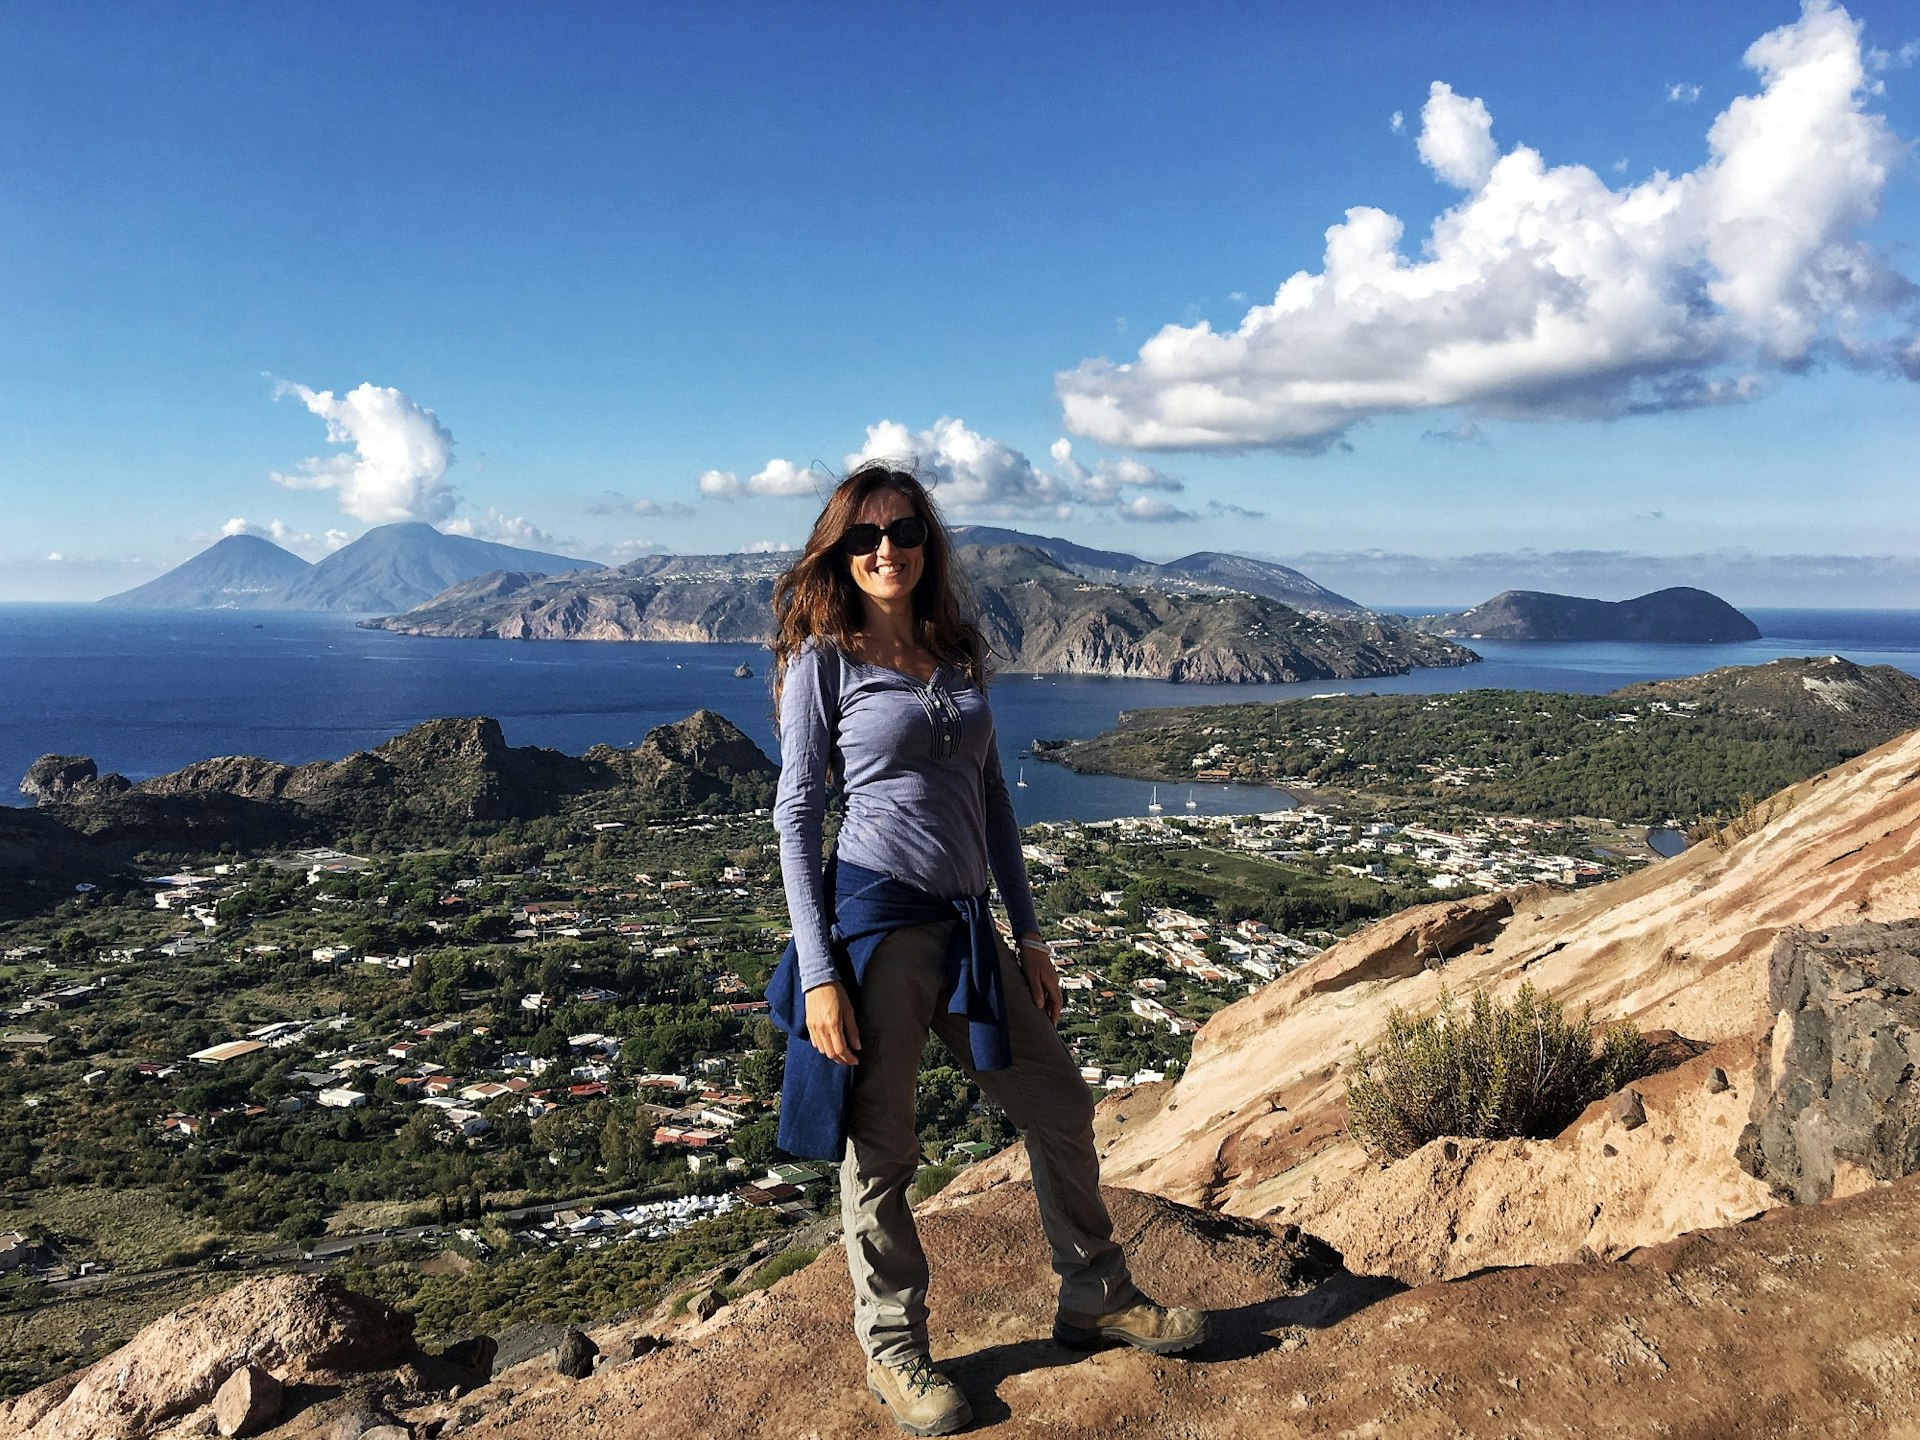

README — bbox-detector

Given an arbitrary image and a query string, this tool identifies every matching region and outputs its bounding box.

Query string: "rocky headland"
[14,711,775,855]
[10,713,1920,1436]
[364,544,1476,684]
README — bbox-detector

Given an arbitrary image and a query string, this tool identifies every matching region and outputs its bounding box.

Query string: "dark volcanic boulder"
[1738,921,1920,1203]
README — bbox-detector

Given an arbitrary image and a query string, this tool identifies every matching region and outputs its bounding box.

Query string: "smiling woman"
[763,460,1207,1435]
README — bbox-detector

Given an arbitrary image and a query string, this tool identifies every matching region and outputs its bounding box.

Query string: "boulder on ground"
[0,1274,413,1440]
[211,1364,281,1438]
[488,1324,599,1380]
[1739,921,1920,1203]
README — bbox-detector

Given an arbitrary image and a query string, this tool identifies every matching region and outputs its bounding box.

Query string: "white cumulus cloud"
[444,509,561,551]
[222,517,315,550]
[271,381,459,523]
[847,418,1077,520]
[1057,0,1914,453]
[712,420,1201,524]
[1668,82,1703,102]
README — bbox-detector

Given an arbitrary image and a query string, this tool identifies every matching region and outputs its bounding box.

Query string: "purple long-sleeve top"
[773,638,1041,992]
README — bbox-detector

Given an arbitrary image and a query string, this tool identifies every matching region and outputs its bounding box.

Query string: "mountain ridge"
[103,524,605,615]
[364,543,1474,684]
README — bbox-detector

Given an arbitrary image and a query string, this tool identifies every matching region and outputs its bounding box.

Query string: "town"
[0,791,1645,1393]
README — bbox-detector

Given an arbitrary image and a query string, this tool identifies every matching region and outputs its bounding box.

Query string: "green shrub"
[909,1163,958,1204]
[1344,983,1648,1160]
[744,1246,818,1292]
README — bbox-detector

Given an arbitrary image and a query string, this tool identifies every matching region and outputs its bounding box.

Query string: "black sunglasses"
[838,514,929,557]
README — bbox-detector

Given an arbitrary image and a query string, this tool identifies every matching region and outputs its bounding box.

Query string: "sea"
[3,605,1918,825]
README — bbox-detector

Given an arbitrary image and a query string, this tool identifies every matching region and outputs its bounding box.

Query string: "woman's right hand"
[804,981,862,1066]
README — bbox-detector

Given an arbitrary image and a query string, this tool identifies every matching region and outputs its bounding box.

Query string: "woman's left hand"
[1016,934,1063,1026]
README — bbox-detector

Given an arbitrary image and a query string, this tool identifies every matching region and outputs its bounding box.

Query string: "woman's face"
[846,488,925,614]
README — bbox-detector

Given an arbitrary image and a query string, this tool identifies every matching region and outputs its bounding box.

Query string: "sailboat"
[1147,787,1163,815]
[1185,788,1197,811]
[1016,767,1028,788]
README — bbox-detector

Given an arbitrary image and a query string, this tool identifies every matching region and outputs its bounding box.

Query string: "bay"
[3,604,1917,824]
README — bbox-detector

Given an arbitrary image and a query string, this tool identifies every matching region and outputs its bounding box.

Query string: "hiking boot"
[1054,1294,1209,1355]
[865,1353,972,1436]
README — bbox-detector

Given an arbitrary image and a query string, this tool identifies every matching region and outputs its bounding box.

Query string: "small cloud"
[1633,509,1667,522]
[46,551,63,562]
[698,469,742,500]
[1389,109,1405,133]
[630,497,694,518]
[1227,291,1247,304]
[1611,156,1629,173]
[324,529,351,551]
[444,508,561,550]
[1051,439,1185,504]
[745,539,797,553]
[1421,420,1490,445]
[1206,500,1268,521]
[745,459,819,498]
[1865,39,1918,70]
[1667,81,1702,102]
[222,517,316,551]
[589,491,696,519]
[605,538,672,560]
[1116,496,1198,523]
[271,380,459,524]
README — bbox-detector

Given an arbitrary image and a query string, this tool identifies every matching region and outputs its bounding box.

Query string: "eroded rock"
[1739,921,1920,1203]
[211,1364,281,1438]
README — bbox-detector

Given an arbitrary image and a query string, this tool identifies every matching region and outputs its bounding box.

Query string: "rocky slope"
[11,726,1919,1437]
[17,711,775,850]
[1412,585,1762,642]
[951,526,1368,615]
[961,721,1920,1287]
[369,545,1474,683]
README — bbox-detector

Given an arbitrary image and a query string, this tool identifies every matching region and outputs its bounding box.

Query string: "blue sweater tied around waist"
[767,859,1014,1162]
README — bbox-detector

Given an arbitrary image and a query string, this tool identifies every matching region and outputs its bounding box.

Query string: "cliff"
[1412,586,1762,642]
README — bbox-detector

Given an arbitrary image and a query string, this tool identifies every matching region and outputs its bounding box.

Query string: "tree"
[728,1120,778,1170]
[738,1049,783,1102]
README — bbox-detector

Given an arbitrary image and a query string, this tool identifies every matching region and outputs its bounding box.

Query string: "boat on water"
[1147,786,1163,815]
[1016,767,1028,788]
[733,661,754,678]
[1186,788,1197,810]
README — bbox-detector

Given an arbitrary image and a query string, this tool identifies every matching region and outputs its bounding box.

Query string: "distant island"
[1409,586,1761,643]
[362,540,1477,684]
[99,522,604,614]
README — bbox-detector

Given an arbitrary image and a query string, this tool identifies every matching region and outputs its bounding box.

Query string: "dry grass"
[1,1186,222,1271]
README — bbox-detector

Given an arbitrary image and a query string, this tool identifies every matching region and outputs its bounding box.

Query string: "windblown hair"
[771,461,987,714]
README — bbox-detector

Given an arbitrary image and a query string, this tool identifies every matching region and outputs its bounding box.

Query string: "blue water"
[3,605,1916,823]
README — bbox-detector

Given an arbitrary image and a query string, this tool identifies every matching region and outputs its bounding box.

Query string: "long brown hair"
[771,461,986,713]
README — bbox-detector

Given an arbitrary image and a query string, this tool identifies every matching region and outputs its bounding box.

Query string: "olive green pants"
[839,920,1134,1364]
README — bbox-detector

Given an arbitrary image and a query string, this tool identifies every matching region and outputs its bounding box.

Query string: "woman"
[766,461,1205,1437]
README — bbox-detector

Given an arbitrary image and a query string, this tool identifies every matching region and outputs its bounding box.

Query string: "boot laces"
[896,1354,941,1398]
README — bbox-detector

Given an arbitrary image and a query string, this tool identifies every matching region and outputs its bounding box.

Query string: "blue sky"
[2,1,1916,604]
